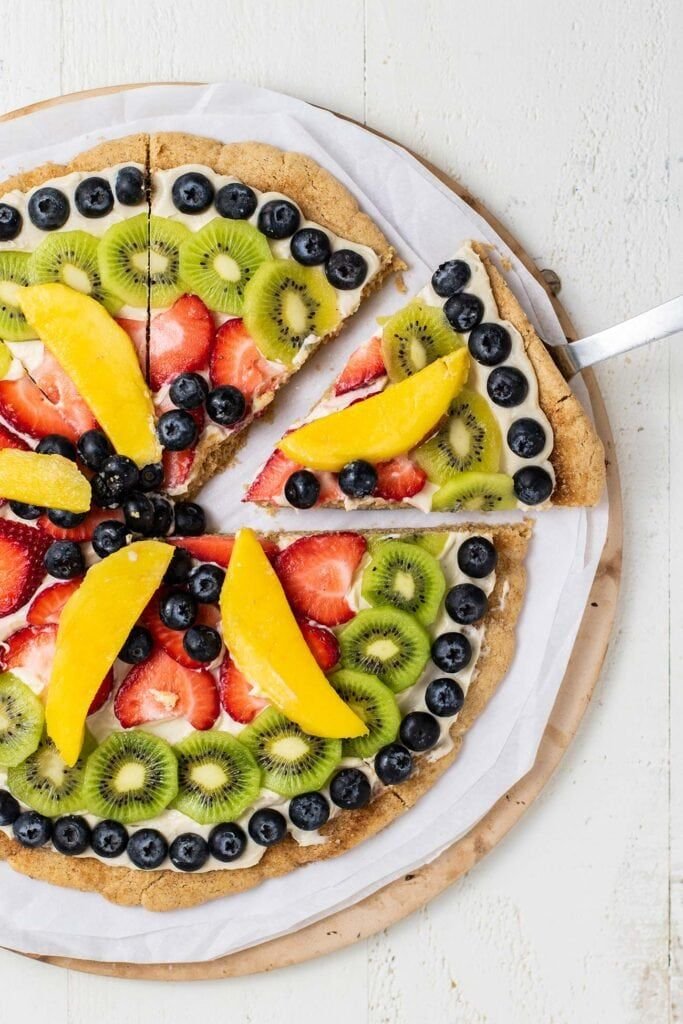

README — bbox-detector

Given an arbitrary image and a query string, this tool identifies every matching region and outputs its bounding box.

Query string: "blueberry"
[28,187,69,230]
[431,632,472,673]
[52,815,91,855]
[457,536,497,578]
[46,508,86,530]
[445,583,488,625]
[169,832,210,872]
[444,292,484,332]
[173,501,205,536]
[9,500,44,521]
[75,176,114,218]
[164,546,192,584]
[157,409,199,450]
[258,199,300,239]
[289,792,330,831]
[92,520,128,558]
[150,495,174,536]
[215,182,258,220]
[101,454,140,497]
[183,625,222,663]
[205,385,246,427]
[374,743,413,785]
[0,790,20,826]
[329,768,372,810]
[425,677,465,717]
[338,460,377,498]
[487,366,528,407]
[326,249,368,290]
[115,166,146,206]
[127,828,168,869]
[248,808,288,846]
[284,470,320,509]
[468,323,512,366]
[188,563,225,603]
[513,467,553,506]
[120,625,153,664]
[170,372,209,410]
[91,819,128,858]
[91,473,121,509]
[122,493,155,535]
[290,228,331,266]
[399,711,440,752]
[77,429,113,471]
[0,203,22,241]
[36,433,77,460]
[172,172,215,214]
[507,418,547,459]
[208,822,247,862]
[431,259,471,297]
[13,810,52,848]
[44,540,85,579]
[138,462,165,492]
[160,590,197,630]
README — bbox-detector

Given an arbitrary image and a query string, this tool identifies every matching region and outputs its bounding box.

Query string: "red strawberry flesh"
[210,318,281,402]
[27,578,82,625]
[276,532,366,627]
[218,656,268,724]
[0,520,51,616]
[334,335,386,396]
[114,648,219,730]
[149,294,214,391]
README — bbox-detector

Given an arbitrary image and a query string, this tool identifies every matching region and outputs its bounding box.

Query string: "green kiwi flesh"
[432,471,516,511]
[97,213,150,308]
[329,669,400,759]
[339,607,430,693]
[361,540,446,626]
[414,388,502,483]
[239,707,341,797]
[83,730,178,824]
[8,735,89,816]
[172,731,261,825]
[29,230,120,313]
[179,218,272,315]
[381,302,462,382]
[0,253,33,341]
[0,672,44,767]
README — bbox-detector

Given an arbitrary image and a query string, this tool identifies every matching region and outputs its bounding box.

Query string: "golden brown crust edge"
[470,241,606,507]
[0,135,149,196]
[0,521,530,911]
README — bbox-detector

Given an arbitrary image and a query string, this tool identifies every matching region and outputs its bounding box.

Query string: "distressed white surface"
[0,0,678,1020]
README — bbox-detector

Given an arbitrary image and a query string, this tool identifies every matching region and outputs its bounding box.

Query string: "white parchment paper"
[0,83,609,964]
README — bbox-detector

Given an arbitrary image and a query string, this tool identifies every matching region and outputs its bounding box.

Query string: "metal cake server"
[548,295,683,380]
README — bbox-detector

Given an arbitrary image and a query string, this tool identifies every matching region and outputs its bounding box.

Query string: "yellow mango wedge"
[221,528,367,739]
[278,348,470,471]
[0,450,91,512]
[19,284,161,467]
[46,540,173,765]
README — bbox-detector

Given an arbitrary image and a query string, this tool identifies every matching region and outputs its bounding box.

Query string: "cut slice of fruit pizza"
[0,519,530,910]
[246,241,606,512]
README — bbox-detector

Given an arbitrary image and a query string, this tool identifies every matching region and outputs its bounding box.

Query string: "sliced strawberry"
[0,520,51,616]
[116,317,147,371]
[276,532,367,627]
[168,534,279,567]
[318,472,344,504]
[218,657,268,725]
[149,294,214,391]
[298,619,340,671]
[27,578,82,625]
[374,456,427,501]
[37,506,124,542]
[210,318,282,402]
[334,335,386,396]
[115,648,219,730]
[141,592,221,670]
[0,421,29,451]
[31,349,97,437]
[88,673,114,716]
[0,374,77,441]
[245,449,302,503]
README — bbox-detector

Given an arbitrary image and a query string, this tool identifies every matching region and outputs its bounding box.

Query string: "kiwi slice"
[83,730,178,824]
[240,707,341,798]
[339,607,430,693]
[414,388,502,484]
[7,735,90,816]
[329,669,400,759]
[149,215,192,307]
[172,731,261,825]
[0,252,33,341]
[29,230,120,314]
[243,259,340,366]
[411,531,450,557]
[179,218,272,315]
[0,672,44,768]
[381,302,462,382]
[361,540,446,626]
[98,213,150,307]
[432,471,516,512]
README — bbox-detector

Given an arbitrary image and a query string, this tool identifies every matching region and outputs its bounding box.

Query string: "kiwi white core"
[393,571,416,600]
[148,251,166,275]
[61,264,92,295]
[367,638,400,660]
[271,735,309,761]
[38,747,66,787]
[213,253,241,283]
[190,763,227,791]
[0,281,21,307]
[410,339,427,370]
[283,292,309,335]
[115,762,146,792]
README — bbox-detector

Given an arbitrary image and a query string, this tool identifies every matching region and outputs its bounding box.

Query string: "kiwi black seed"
[432,471,517,512]
[83,730,178,824]
[172,731,261,825]
[414,388,502,484]
[179,218,272,315]
[0,672,44,768]
[339,607,430,693]
[239,707,341,797]
[29,230,119,313]
[7,735,90,816]
[381,302,462,382]
[0,252,33,341]
[330,669,401,759]
[361,539,446,626]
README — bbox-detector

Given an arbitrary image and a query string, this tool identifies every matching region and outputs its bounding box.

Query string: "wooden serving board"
[0,84,623,981]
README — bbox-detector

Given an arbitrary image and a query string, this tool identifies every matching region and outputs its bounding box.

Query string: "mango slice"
[278,348,470,471]
[46,540,173,765]
[0,450,91,512]
[221,528,367,739]
[19,284,161,467]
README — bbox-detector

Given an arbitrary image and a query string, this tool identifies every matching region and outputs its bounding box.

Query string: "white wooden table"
[0,1,679,1019]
